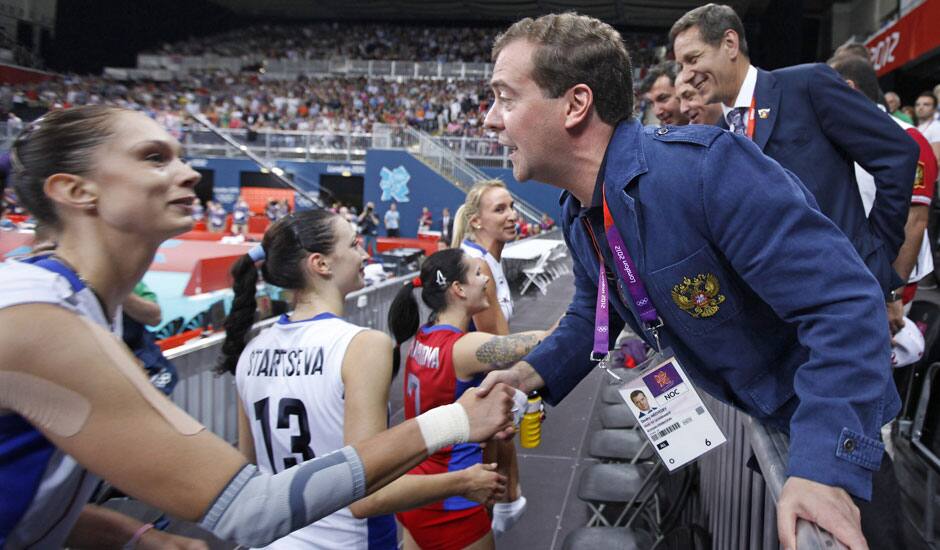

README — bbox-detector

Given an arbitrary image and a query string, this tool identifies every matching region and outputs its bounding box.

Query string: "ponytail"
[450,204,471,249]
[216,210,340,376]
[218,254,260,375]
[386,248,469,378]
[388,282,421,379]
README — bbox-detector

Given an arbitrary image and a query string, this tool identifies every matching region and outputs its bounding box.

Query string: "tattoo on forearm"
[475,333,541,368]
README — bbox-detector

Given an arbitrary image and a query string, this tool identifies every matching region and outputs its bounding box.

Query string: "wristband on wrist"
[123,523,154,549]
[415,403,470,454]
[888,289,901,302]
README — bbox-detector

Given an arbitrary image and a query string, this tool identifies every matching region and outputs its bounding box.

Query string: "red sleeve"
[906,127,938,206]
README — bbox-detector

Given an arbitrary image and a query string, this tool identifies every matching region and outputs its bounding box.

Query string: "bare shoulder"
[349,328,393,351]
[0,303,106,373]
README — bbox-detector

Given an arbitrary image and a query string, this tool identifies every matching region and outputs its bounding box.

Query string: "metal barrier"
[692,393,846,550]
[181,126,372,163]
[0,122,510,170]
[164,271,417,443]
[135,54,493,81]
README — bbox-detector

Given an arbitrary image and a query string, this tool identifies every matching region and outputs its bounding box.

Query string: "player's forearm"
[122,293,162,326]
[352,419,430,493]
[66,505,151,549]
[892,205,928,281]
[350,471,467,518]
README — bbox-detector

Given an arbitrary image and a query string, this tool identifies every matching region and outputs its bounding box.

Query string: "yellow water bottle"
[520,392,543,448]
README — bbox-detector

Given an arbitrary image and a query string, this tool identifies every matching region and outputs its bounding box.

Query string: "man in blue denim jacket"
[478,13,910,550]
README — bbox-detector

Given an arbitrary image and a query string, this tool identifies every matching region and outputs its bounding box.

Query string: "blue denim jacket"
[525,120,900,500]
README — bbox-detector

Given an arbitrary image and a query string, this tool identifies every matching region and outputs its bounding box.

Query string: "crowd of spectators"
[0,23,663,140]
[0,73,496,137]
[145,22,663,68]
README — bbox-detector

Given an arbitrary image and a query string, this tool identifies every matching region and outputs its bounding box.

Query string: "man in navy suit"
[671,4,919,306]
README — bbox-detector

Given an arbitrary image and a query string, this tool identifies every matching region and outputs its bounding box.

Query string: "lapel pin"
[758,108,770,119]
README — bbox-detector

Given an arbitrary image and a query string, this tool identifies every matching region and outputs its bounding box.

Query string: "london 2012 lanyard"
[742,97,756,139]
[583,186,664,364]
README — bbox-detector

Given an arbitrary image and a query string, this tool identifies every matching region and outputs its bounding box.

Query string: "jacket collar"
[602,119,650,193]
[558,119,650,213]
[751,68,780,150]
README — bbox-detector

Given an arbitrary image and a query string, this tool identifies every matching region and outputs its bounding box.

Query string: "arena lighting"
[271,167,285,176]
[239,145,248,151]
[342,170,352,177]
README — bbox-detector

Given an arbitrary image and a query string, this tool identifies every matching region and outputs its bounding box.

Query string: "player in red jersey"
[388,248,547,550]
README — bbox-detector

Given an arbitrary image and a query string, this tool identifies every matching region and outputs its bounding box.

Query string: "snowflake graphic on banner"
[379,165,411,202]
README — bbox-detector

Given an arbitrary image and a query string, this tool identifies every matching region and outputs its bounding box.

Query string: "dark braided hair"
[387,248,470,377]
[217,209,339,375]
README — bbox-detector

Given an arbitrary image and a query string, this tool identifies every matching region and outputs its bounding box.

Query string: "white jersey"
[235,312,396,550]
[0,257,122,549]
[461,239,513,322]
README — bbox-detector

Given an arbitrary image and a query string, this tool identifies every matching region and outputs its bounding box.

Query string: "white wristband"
[416,403,470,454]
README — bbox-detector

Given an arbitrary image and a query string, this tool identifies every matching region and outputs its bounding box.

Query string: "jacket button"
[842,438,856,453]
[656,127,668,136]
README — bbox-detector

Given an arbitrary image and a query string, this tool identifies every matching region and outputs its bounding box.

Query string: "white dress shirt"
[721,65,758,133]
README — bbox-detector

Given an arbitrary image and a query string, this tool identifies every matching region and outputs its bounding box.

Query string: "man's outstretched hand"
[476,362,544,398]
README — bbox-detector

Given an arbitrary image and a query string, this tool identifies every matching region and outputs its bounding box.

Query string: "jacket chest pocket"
[646,246,743,336]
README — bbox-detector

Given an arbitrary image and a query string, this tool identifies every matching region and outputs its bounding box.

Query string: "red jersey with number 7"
[403,324,484,511]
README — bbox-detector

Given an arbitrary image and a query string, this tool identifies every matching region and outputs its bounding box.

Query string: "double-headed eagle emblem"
[671,273,725,318]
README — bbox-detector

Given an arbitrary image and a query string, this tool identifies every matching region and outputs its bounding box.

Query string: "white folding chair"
[520,249,552,295]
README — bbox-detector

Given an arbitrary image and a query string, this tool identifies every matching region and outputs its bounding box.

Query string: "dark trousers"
[855,454,912,550]
[387,228,399,237]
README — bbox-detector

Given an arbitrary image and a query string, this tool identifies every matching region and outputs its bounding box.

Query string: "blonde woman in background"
[451,179,527,536]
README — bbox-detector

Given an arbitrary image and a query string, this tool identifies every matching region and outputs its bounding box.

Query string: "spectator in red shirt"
[829,55,938,331]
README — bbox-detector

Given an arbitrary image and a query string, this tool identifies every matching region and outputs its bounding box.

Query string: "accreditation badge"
[604,348,726,471]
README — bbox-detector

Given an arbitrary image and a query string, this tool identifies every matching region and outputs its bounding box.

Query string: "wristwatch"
[888,289,901,302]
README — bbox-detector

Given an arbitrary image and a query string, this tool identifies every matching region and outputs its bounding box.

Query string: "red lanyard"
[745,97,756,139]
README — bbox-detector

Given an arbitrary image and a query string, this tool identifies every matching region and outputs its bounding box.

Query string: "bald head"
[884,92,901,113]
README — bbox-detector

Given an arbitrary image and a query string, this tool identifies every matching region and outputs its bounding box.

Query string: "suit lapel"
[752,69,780,150]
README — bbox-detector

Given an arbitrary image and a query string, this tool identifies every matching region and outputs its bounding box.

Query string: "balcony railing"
[0,122,513,170]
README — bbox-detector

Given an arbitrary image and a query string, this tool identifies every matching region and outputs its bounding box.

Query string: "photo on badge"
[624,386,658,419]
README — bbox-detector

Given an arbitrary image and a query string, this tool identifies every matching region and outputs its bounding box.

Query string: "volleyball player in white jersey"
[0,106,516,549]
[219,209,508,550]
[452,180,527,536]
[453,180,517,333]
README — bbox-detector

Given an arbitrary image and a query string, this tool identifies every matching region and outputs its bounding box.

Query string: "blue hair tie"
[248,245,266,263]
